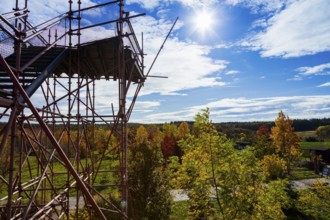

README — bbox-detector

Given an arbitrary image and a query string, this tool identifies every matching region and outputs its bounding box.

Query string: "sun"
[191,8,217,38]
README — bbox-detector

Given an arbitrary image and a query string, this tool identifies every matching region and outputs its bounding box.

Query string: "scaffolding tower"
[0,0,145,219]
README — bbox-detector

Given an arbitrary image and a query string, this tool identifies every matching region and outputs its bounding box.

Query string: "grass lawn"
[300,142,330,149]
[289,166,320,180]
[0,155,118,200]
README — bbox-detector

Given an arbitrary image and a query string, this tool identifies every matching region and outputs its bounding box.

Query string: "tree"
[161,134,176,159]
[271,111,301,174]
[316,125,330,141]
[135,125,149,145]
[177,122,190,140]
[253,125,275,159]
[261,154,287,180]
[162,123,178,139]
[128,125,172,220]
[295,182,330,219]
[171,109,289,219]
[253,180,291,219]
[256,125,271,137]
[161,123,177,159]
[172,109,218,219]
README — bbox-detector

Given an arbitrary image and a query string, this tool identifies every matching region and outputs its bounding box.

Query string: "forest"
[127,109,330,220]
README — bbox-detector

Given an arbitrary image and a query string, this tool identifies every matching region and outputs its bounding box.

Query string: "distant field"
[296,130,317,139]
[300,142,330,149]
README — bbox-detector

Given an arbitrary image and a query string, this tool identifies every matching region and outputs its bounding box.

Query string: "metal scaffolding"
[0,0,145,219]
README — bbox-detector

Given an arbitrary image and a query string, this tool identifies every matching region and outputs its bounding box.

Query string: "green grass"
[288,170,319,180]
[300,142,330,149]
[0,154,119,200]
[288,164,320,180]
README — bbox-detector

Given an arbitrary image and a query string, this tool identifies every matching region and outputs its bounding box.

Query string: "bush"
[261,154,287,180]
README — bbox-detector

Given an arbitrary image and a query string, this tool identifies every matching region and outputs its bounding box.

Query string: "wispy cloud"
[225,70,240,75]
[133,100,161,109]
[318,82,330,87]
[175,0,218,7]
[296,63,330,76]
[138,95,330,123]
[126,0,162,10]
[224,0,286,13]
[288,75,303,81]
[0,0,100,23]
[126,0,218,9]
[243,0,330,58]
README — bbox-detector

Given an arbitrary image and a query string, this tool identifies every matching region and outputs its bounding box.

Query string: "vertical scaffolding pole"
[118,0,128,217]
[67,1,73,218]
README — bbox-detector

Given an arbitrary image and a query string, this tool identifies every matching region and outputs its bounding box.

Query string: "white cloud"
[224,0,286,13]
[139,95,330,123]
[215,43,233,49]
[133,100,161,109]
[318,82,330,87]
[126,0,218,9]
[125,0,163,10]
[225,70,240,75]
[0,0,99,22]
[296,63,330,76]
[176,0,218,7]
[244,0,330,58]
[289,75,303,81]
[131,15,229,96]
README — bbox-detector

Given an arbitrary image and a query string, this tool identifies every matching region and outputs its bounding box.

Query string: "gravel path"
[290,177,330,190]
[171,178,330,201]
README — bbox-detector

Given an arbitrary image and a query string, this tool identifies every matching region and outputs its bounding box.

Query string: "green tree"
[253,180,290,219]
[171,109,289,219]
[316,125,330,141]
[271,111,301,174]
[162,123,178,139]
[295,182,330,219]
[128,125,172,220]
[172,109,216,219]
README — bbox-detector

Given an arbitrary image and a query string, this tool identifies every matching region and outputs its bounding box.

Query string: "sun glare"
[191,8,216,38]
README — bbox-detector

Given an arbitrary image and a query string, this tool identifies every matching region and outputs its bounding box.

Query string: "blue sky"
[1,0,330,123]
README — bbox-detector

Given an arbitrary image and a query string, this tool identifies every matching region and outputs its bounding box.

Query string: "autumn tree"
[253,125,275,159]
[271,111,301,174]
[128,125,172,220]
[256,124,271,137]
[178,121,190,140]
[261,154,287,180]
[161,123,177,159]
[171,109,290,219]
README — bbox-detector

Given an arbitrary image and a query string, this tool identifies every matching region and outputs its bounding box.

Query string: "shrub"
[261,154,287,180]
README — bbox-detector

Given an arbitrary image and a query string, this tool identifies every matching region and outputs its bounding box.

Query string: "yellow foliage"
[261,154,287,180]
